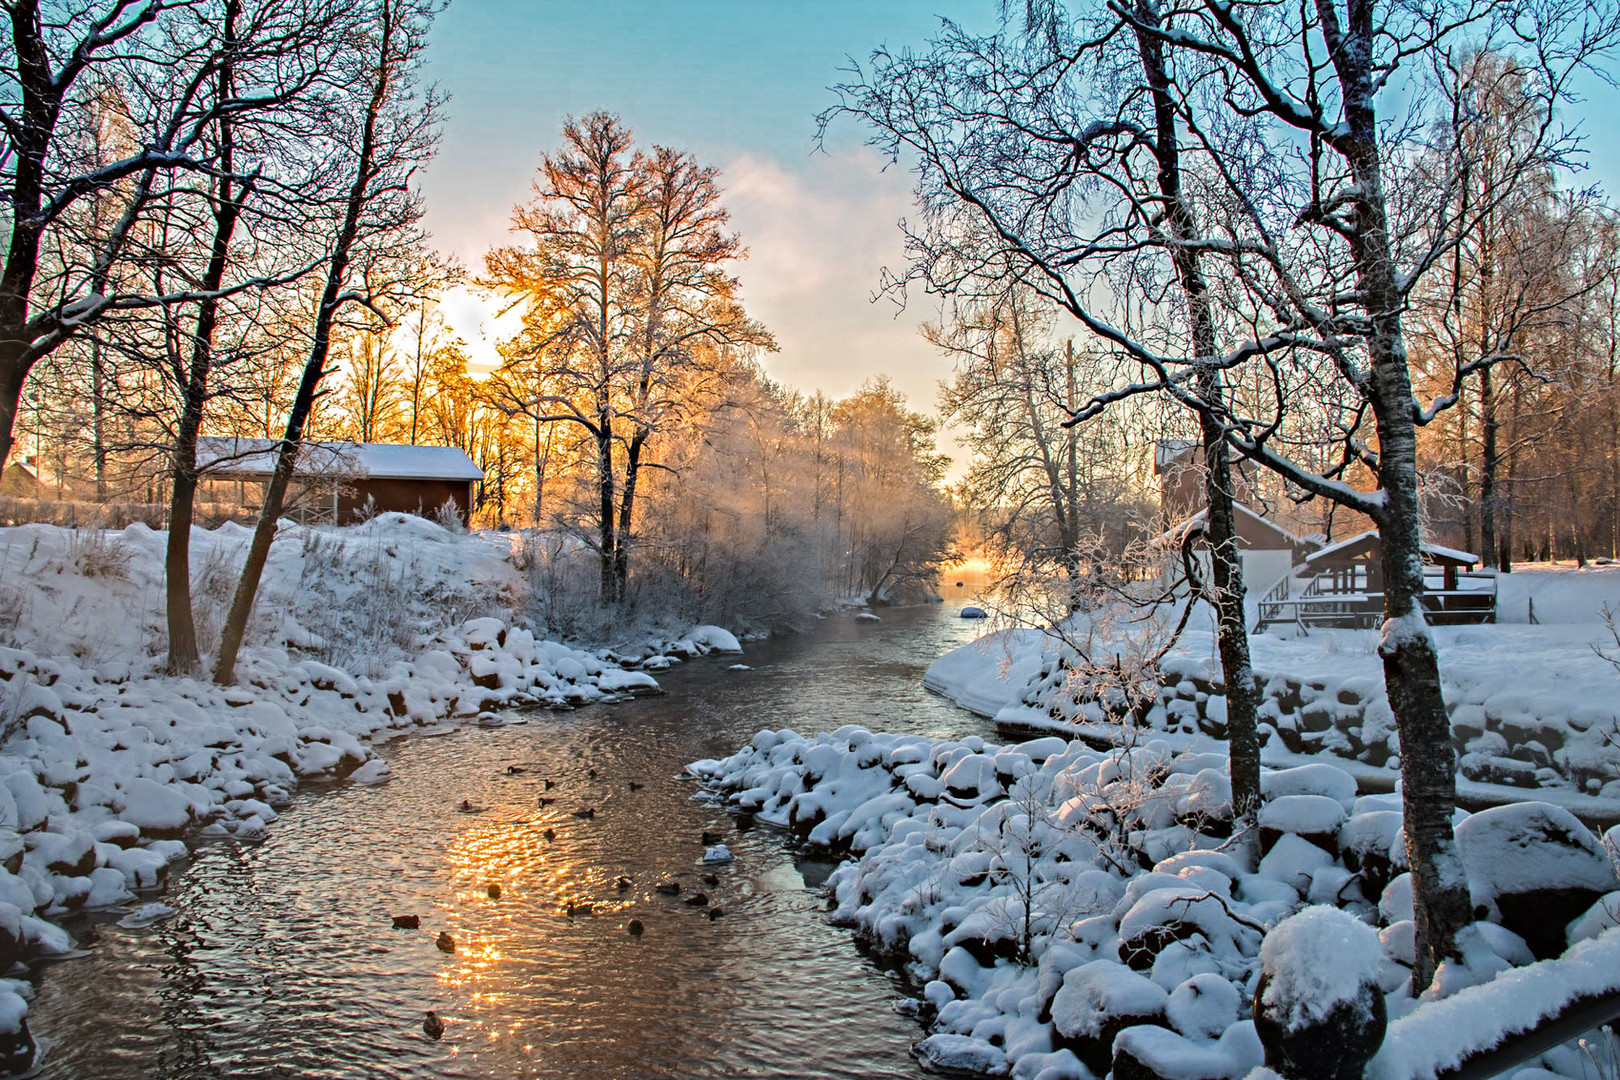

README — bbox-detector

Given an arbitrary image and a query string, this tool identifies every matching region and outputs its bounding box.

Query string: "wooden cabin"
[196,437,483,525]
[1160,502,1315,599]
[1254,530,1497,632]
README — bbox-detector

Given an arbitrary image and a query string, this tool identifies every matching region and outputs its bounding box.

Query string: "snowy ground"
[925,566,1620,818]
[692,728,1620,1080]
[0,516,740,1060]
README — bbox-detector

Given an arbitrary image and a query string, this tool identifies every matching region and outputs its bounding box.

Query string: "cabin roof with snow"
[1302,529,1478,568]
[196,437,484,482]
[1158,502,1312,552]
[1154,438,1199,475]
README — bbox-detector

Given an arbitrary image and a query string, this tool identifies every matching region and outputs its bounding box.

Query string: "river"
[27,601,999,1079]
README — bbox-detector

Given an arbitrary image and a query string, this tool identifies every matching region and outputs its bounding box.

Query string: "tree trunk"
[1480,365,1500,568]
[166,6,243,673]
[1316,0,1469,990]
[91,339,108,501]
[1133,3,1261,829]
[0,362,25,479]
[214,3,397,685]
[1501,382,1520,572]
[596,405,617,605]
[614,429,646,600]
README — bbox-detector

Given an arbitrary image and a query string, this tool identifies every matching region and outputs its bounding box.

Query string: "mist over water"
[28,602,999,1079]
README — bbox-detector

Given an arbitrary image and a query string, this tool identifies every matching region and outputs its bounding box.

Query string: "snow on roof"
[1156,502,1310,550]
[1303,529,1478,566]
[1154,438,1199,474]
[196,437,484,482]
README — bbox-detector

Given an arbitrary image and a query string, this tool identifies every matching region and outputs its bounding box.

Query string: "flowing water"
[27,601,1002,1079]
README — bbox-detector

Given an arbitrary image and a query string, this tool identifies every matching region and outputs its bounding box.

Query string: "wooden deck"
[1255,567,1497,633]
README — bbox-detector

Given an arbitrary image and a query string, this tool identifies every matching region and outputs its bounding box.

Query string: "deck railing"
[1254,568,1497,633]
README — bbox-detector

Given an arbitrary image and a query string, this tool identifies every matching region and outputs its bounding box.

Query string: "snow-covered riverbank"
[923,566,1620,818]
[684,567,1620,1079]
[0,515,739,1066]
[692,726,1620,1080]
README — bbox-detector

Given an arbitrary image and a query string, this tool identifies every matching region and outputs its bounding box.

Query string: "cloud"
[722,148,953,409]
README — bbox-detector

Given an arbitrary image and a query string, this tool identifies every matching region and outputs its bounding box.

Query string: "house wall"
[1160,457,1206,524]
[201,475,475,525]
[1164,547,1295,601]
[1240,549,1295,597]
[0,465,41,498]
[339,478,473,525]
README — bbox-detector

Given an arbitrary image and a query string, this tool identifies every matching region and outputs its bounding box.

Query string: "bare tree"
[486,114,772,603]
[213,0,442,685]
[933,285,1144,610]
[832,1,1268,843]
[0,0,344,475]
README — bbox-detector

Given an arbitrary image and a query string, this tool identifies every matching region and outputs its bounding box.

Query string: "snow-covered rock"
[1455,802,1619,958]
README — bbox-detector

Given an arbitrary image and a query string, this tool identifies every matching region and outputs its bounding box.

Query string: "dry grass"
[0,496,251,529]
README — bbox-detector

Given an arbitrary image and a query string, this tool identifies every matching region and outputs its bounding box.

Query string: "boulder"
[1337,811,1403,902]
[1114,1023,1252,1080]
[1253,906,1388,1080]
[1050,960,1168,1074]
[1259,795,1347,857]
[117,778,192,836]
[1455,802,1620,959]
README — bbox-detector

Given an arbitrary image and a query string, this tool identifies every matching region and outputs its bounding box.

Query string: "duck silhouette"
[423,1011,444,1040]
[436,932,455,953]
[391,914,420,929]
[506,765,526,775]
[654,881,681,896]
[487,884,501,899]
[543,827,556,841]
[684,892,709,906]
[616,876,632,891]
[572,807,595,819]
[628,781,643,791]
[565,901,594,917]
[701,831,723,845]
[707,907,725,920]
[627,918,644,937]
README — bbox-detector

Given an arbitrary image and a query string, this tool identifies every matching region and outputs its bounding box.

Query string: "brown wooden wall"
[338,478,474,524]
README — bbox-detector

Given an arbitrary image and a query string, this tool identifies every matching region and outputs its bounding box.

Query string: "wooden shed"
[196,437,483,525]
[0,460,43,499]
[1255,529,1497,632]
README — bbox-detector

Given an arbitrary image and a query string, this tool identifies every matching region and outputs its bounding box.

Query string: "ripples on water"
[29,603,1003,1079]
